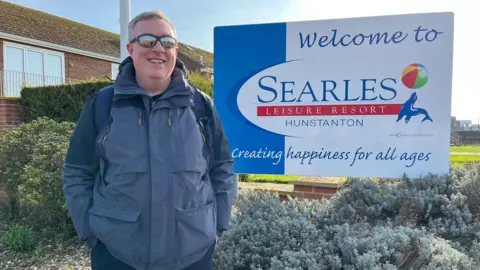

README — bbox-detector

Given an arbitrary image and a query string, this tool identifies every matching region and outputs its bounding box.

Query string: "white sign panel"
[214,12,454,178]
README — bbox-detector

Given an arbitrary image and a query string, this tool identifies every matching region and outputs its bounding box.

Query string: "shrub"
[323,167,480,249]
[238,174,249,182]
[20,79,113,123]
[214,190,325,269]
[270,222,474,269]
[0,224,39,252]
[0,118,75,227]
[189,72,213,98]
[214,165,480,269]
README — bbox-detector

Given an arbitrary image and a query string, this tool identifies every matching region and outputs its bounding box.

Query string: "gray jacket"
[62,57,236,269]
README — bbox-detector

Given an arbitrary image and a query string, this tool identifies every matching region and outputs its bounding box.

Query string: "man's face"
[127,18,179,80]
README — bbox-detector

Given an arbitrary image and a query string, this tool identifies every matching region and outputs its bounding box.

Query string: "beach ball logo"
[401,63,428,89]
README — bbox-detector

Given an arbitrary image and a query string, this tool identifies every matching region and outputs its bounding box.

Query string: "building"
[451,116,479,131]
[451,116,456,131]
[458,120,472,131]
[0,1,213,129]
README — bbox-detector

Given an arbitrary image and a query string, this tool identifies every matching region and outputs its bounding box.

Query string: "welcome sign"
[213,12,454,178]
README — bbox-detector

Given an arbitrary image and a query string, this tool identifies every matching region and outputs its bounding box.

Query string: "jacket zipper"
[197,119,207,142]
[168,109,172,126]
[103,127,109,141]
[101,126,110,185]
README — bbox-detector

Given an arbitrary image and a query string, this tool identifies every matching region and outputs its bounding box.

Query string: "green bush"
[214,165,480,269]
[0,118,75,227]
[20,79,113,123]
[1,224,39,253]
[189,72,213,98]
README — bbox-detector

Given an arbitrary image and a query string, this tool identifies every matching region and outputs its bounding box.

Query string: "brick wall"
[65,52,113,81]
[239,177,344,203]
[289,177,344,200]
[291,183,339,200]
[0,97,21,130]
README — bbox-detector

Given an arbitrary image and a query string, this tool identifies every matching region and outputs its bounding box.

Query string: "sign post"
[119,0,130,62]
[213,12,454,178]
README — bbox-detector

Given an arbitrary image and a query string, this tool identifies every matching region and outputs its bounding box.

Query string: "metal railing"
[0,70,78,97]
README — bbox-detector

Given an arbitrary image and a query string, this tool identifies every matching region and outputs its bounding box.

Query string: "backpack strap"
[93,84,212,148]
[189,86,215,169]
[93,85,114,134]
[190,86,210,142]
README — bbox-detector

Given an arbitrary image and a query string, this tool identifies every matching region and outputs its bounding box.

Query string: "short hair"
[128,10,177,41]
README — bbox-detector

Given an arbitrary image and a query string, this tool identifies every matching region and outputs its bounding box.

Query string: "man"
[62,10,236,270]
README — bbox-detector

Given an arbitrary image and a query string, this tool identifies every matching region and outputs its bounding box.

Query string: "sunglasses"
[130,34,177,49]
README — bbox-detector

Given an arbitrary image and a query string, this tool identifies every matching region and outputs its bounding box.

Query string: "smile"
[149,59,165,64]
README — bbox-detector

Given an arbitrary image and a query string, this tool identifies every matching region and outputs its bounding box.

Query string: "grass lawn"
[450,144,480,167]
[450,145,480,153]
[451,155,480,167]
[245,174,300,184]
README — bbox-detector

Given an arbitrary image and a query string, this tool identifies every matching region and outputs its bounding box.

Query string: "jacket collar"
[113,56,193,100]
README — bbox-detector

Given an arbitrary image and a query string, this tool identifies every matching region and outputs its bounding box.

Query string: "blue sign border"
[214,22,287,174]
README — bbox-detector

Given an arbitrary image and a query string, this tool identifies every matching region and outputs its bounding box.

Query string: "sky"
[3,0,479,122]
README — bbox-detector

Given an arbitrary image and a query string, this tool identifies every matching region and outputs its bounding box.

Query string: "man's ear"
[127,43,133,56]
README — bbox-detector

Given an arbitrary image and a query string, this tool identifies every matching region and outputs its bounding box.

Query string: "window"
[3,42,65,97]
[112,63,119,80]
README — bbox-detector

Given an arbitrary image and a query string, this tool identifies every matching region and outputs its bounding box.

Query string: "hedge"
[0,117,75,225]
[20,79,113,123]
[19,71,213,123]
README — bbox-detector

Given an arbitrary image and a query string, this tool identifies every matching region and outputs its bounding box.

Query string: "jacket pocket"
[115,160,149,175]
[171,161,214,213]
[175,200,217,260]
[88,203,145,264]
[101,158,149,206]
[89,203,141,222]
